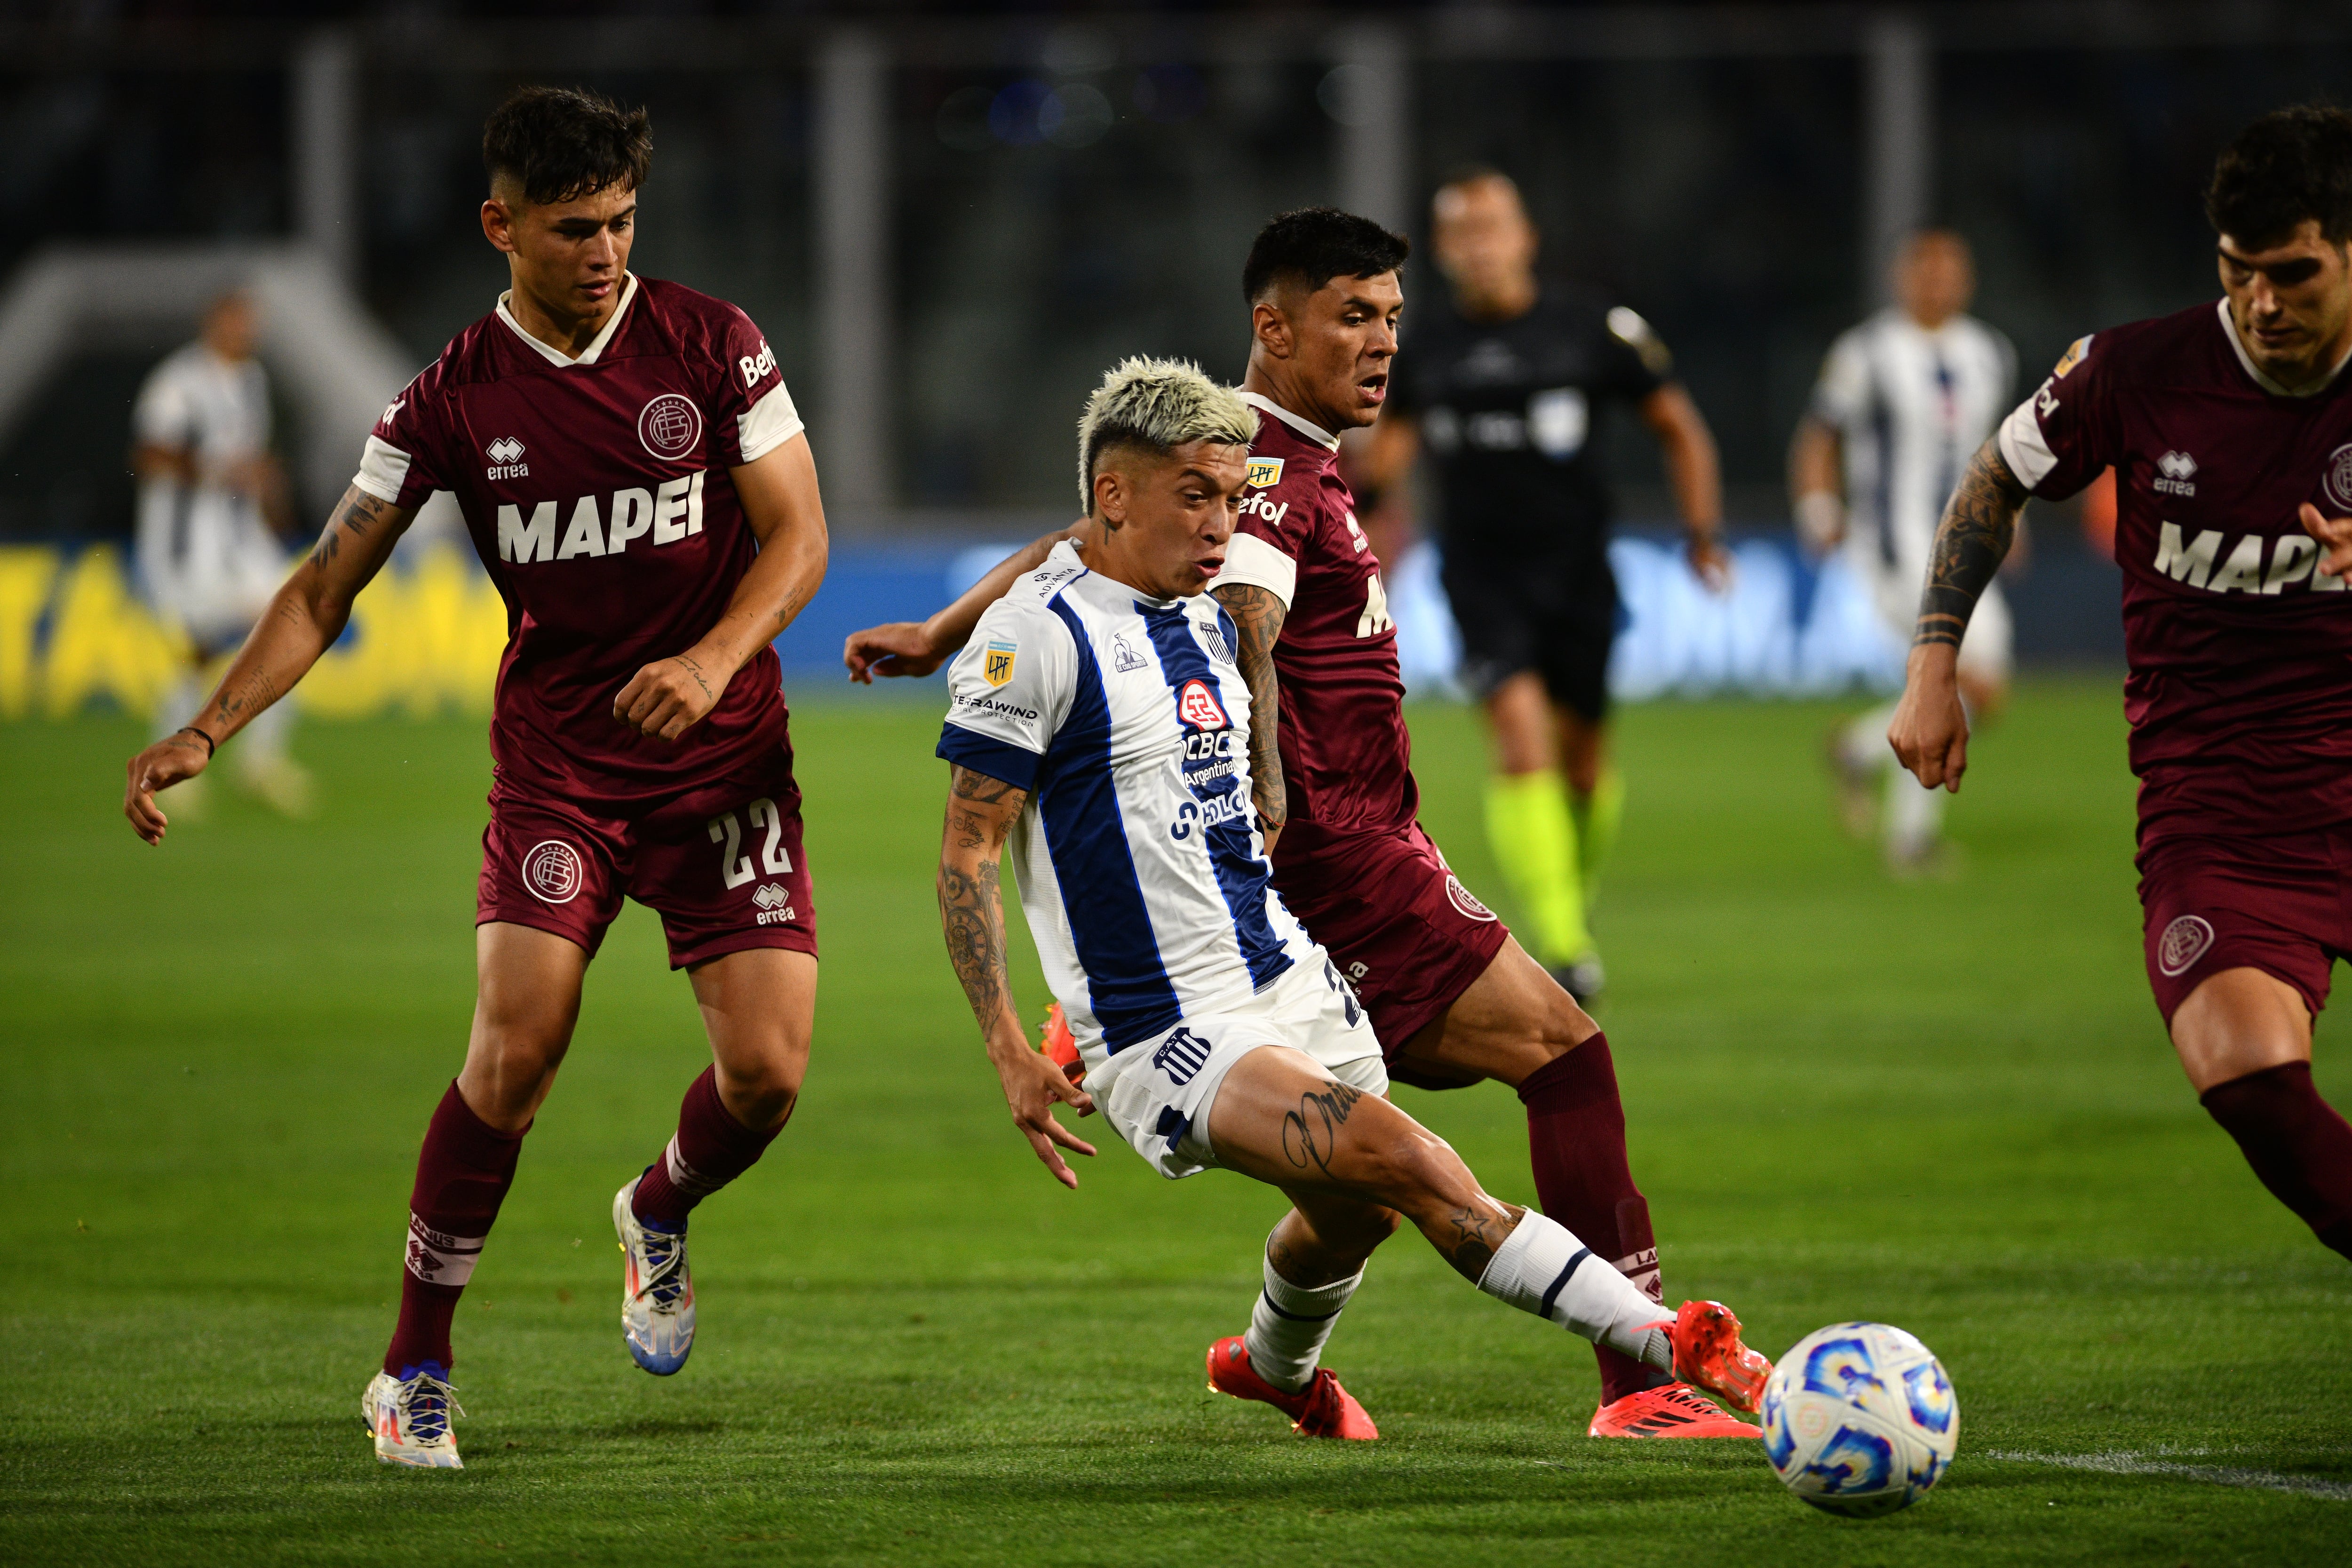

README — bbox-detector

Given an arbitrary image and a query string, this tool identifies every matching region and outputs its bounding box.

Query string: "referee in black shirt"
[1368,168,1726,1000]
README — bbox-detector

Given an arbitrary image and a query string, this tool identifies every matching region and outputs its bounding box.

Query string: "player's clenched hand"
[614,654,724,741]
[843,621,945,683]
[122,732,211,845]
[1888,645,1970,794]
[988,1039,1097,1190]
[2300,504,2352,581]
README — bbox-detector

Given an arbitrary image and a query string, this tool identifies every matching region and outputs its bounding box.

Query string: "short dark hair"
[483,86,652,207]
[2206,104,2352,248]
[1242,207,1409,304]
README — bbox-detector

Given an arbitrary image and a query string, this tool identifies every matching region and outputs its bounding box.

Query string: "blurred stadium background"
[10,0,2343,719]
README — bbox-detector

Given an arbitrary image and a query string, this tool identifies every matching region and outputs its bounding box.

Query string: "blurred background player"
[131,290,312,816]
[1792,231,2017,873]
[1367,168,1726,1000]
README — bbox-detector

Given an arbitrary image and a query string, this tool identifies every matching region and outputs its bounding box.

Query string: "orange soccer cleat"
[1206,1336,1379,1440]
[1588,1382,1760,1439]
[1664,1299,1773,1415]
[1041,1002,1084,1085]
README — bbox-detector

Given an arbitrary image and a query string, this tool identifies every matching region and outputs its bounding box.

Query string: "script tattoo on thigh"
[1279,1081,1364,1176]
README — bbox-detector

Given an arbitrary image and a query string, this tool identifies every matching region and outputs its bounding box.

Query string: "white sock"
[1242,1242,1362,1394]
[238,697,292,769]
[1476,1210,1674,1372]
[1840,702,1899,773]
[1884,764,1946,856]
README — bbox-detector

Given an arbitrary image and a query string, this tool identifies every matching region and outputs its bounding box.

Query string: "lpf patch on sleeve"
[983,640,1017,687]
[1246,457,1284,488]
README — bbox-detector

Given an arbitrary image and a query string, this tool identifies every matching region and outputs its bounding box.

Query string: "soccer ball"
[1759,1322,1958,1518]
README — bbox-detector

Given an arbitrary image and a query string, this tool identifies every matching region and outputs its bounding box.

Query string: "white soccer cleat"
[614,1177,695,1375]
[362,1366,465,1469]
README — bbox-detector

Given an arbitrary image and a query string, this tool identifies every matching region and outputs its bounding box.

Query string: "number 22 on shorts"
[707,796,792,889]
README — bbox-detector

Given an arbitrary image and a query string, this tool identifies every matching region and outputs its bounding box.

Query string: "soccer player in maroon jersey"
[845,211,1751,1439]
[119,88,832,1466]
[1891,105,2352,1265]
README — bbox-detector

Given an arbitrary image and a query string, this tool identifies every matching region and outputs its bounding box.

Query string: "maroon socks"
[1519,1033,1672,1405]
[384,1082,527,1378]
[629,1067,784,1231]
[2201,1061,2352,1260]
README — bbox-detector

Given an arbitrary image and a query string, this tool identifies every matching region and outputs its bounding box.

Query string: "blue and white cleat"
[362,1364,465,1468]
[614,1176,695,1375]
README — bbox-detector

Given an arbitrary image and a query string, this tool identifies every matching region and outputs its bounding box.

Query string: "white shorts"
[1864,562,2013,684]
[1081,953,1388,1181]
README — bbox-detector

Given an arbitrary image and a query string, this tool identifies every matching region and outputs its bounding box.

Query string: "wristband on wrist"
[175,725,217,759]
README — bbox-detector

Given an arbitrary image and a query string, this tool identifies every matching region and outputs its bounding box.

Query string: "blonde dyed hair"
[1076,356,1256,511]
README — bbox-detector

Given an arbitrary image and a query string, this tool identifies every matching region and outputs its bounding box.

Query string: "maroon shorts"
[1273,819,1511,1064]
[478,742,816,970]
[2137,829,2352,1024]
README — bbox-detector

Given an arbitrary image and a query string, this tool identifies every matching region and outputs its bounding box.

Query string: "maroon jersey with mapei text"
[1211,393,1418,845]
[1997,300,2352,851]
[352,275,805,808]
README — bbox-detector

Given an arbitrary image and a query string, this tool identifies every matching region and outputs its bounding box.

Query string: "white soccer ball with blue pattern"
[1759,1322,1958,1517]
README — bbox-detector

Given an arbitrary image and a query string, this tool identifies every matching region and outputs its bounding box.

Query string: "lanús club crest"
[2157,914,2214,977]
[523,839,584,905]
[2323,443,2352,514]
[638,393,703,460]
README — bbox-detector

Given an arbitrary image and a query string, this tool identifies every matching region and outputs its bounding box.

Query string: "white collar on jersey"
[2216,296,2352,398]
[1236,390,1341,452]
[495,273,640,367]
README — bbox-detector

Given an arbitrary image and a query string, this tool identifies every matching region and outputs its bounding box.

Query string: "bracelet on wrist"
[175,725,217,759]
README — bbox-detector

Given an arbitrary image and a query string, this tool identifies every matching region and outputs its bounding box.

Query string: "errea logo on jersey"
[485,436,528,481]
[739,340,778,389]
[2154,450,2197,497]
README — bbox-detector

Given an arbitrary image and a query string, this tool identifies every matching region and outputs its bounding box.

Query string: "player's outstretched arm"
[1209,581,1288,853]
[1889,437,2029,794]
[1640,384,1730,589]
[615,434,829,741]
[937,764,1097,1188]
[1787,415,1846,554]
[122,485,416,845]
[842,525,1084,683]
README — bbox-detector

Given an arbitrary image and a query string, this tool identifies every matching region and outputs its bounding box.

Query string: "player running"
[1891,104,2352,1264]
[1794,231,2017,873]
[119,88,832,1466]
[933,357,1771,1440]
[850,212,1753,1440]
[1366,167,1728,997]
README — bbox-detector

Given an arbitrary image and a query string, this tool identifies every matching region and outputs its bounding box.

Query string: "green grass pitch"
[4,682,2349,1566]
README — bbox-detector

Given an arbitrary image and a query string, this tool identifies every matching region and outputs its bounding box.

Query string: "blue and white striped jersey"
[936,549,1314,1053]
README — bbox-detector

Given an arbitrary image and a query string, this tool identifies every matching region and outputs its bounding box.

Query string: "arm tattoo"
[1210,582,1289,838]
[938,860,1009,1031]
[1278,1080,1364,1176]
[938,766,1029,1036]
[1440,1201,1526,1282]
[1915,438,2029,651]
[307,489,396,573]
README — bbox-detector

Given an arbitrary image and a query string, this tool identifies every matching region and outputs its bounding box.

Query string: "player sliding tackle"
[931,358,1770,1438]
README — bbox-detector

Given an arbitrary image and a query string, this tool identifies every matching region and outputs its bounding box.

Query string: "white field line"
[1982,1449,2352,1501]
